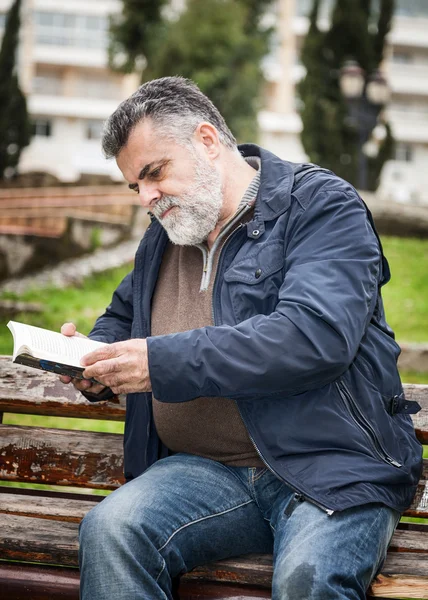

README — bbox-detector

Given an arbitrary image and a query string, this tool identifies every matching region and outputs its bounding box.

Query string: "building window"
[32,70,62,95]
[34,12,108,50]
[294,93,304,112]
[296,0,334,19]
[392,51,413,64]
[395,143,413,162]
[392,101,412,113]
[32,119,52,137]
[86,120,104,140]
[76,74,121,100]
[395,0,428,17]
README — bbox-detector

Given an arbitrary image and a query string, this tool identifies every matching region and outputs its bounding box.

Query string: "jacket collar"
[238,144,294,222]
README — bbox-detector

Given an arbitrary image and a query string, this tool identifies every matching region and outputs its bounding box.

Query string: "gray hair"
[102,76,237,158]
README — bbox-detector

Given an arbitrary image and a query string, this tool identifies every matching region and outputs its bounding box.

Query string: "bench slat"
[0,358,125,420]
[381,552,428,577]
[0,492,100,522]
[404,384,428,444]
[0,563,80,600]
[390,528,428,553]
[0,425,124,489]
[1,361,426,437]
[0,513,78,566]
[370,573,428,598]
[405,460,428,518]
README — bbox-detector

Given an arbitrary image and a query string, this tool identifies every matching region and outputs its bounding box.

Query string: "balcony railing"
[388,63,428,96]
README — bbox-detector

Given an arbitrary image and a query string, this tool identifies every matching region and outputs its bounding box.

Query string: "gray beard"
[151,156,223,246]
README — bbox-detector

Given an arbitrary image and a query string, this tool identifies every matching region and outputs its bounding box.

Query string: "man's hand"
[59,322,108,395]
[81,338,151,395]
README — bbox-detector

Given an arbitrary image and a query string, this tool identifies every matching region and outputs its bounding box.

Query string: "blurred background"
[0,0,427,389]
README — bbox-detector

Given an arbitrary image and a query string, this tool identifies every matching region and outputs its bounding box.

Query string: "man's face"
[116,120,224,245]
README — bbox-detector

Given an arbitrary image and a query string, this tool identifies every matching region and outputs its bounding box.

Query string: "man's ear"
[194,122,221,159]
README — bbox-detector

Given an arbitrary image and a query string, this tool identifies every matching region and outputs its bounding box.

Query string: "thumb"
[61,322,87,338]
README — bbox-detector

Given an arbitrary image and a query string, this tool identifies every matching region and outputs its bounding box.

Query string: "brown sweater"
[151,163,263,466]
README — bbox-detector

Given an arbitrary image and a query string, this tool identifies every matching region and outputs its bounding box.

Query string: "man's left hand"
[81,339,151,395]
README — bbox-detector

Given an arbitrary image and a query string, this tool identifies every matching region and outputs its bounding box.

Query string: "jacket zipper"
[336,380,402,468]
[212,218,335,515]
[200,204,251,294]
[244,420,335,516]
[211,222,245,324]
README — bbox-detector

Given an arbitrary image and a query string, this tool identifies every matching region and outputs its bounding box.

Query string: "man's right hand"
[59,322,108,395]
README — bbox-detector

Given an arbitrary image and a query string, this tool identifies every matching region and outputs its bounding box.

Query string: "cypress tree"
[0,0,30,180]
[109,0,274,142]
[299,0,395,190]
[108,0,168,74]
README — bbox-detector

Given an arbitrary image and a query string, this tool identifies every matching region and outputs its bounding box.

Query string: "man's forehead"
[119,127,167,171]
[127,121,174,160]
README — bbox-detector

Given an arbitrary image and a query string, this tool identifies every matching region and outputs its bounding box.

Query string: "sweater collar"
[238,144,294,222]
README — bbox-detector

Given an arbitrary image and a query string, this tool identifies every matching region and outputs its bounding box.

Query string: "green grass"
[400,370,428,384]
[0,262,132,354]
[381,236,428,344]
[3,413,124,433]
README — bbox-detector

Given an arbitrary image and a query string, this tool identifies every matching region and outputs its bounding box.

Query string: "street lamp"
[340,60,390,190]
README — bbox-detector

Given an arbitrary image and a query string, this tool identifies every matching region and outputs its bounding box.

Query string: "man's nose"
[138,182,161,208]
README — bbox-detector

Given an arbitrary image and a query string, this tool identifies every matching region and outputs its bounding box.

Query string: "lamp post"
[339,60,390,190]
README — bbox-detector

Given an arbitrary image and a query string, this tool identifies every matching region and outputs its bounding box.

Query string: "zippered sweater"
[89,144,423,514]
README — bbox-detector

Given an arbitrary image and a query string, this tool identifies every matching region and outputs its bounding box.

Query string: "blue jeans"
[79,454,399,600]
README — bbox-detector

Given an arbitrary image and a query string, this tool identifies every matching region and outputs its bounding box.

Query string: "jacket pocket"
[224,240,284,285]
[223,241,285,322]
[336,380,402,468]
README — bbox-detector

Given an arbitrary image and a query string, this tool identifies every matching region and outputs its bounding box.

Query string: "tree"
[109,0,275,142]
[0,0,30,180]
[108,0,169,74]
[299,0,395,190]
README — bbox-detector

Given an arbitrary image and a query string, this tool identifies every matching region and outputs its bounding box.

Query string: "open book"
[7,320,107,379]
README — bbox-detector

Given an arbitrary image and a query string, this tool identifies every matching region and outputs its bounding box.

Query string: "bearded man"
[61,76,422,600]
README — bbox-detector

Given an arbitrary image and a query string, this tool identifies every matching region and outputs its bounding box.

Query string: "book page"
[8,321,107,368]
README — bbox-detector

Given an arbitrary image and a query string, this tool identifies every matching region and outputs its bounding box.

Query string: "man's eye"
[132,186,139,193]
[150,167,162,178]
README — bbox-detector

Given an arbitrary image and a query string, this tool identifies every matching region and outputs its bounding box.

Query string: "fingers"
[76,379,107,395]
[59,374,107,396]
[60,322,76,336]
[83,357,120,381]
[60,322,87,338]
[81,343,119,367]
[79,339,150,394]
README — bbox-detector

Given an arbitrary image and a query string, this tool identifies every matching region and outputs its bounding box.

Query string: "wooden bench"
[1,356,427,599]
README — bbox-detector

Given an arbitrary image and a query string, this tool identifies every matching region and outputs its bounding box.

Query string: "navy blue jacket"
[89,144,423,514]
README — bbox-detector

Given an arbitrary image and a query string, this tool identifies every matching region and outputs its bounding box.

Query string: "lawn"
[381,236,428,345]
[0,261,133,353]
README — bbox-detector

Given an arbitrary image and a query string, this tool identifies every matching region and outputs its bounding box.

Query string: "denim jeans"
[79,453,400,600]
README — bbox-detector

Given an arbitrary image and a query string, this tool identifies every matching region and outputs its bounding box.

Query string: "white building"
[0,0,138,182]
[1,0,427,197]
[260,0,428,204]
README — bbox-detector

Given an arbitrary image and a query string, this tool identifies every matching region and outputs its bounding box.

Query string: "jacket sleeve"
[147,186,382,402]
[88,270,134,343]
